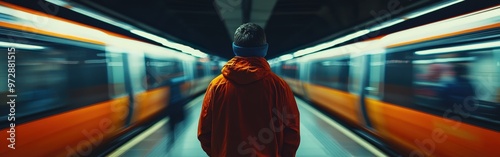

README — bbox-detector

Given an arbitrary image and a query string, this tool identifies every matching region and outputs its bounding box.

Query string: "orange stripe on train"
[0,97,129,157]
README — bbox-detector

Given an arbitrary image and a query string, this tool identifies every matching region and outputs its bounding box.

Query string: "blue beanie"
[232,42,268,57]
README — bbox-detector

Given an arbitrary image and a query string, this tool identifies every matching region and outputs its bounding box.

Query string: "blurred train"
[272,4,500,157]
[0,2,223,157]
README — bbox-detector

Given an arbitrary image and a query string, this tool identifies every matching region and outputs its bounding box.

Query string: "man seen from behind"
[197,23,300,157]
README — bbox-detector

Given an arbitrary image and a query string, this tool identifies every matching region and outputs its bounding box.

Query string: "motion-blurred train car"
[0,2,223,157]
[273,5,500,157]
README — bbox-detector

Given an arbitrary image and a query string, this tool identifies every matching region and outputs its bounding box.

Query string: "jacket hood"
[222,56,271,85]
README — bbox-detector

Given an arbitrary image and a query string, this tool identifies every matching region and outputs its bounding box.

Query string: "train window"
[0,38,110,124]
[412,40,500,127]
[382,50,414,106]
[311,58,349,91]
[145,57,184,89]
[0,42,68,121]
[66,46,110,106]
[382,34,500,131]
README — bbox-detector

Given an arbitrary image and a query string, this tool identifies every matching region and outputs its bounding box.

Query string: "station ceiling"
[6,0,500,59]
[70,0,447,59]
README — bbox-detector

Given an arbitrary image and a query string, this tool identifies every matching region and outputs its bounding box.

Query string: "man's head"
[234,23,267,47]
[232,23,268,57]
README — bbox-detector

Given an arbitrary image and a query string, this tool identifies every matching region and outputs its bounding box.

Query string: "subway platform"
[106,95,386,157]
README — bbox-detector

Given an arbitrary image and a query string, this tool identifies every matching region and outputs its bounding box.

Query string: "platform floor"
[107,95,386,157]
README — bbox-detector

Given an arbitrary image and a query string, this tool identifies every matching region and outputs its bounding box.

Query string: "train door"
[123,50,147,125]
[362,51,387,130]
[349,53,372,129]
[105,47,134,127]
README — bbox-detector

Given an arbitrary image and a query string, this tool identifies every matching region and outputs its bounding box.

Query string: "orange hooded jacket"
[198,56,300,157]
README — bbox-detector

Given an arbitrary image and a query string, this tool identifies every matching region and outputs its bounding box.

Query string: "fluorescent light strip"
[297,40,377,63]
[293,29,370,57]
[47,0,134,30]
[370,19,405,32]
[330,30,370,47]
[45,0,68,6]
[0,41,45,50]
[405,0,464,19]
[0,5,109,42]
[384,5,500,48]
[71,7,134,30]
[415,41,500,55]
[413,57,475,64]
[45,0,208,58]
[130,29,208,57]
[130,29,169,45]
[279,54,294,61]
[190,51,209,58]
[434,57,475,62]
[287,0,464,61]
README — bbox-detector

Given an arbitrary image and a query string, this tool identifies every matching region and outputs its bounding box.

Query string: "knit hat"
[232,42,268,57]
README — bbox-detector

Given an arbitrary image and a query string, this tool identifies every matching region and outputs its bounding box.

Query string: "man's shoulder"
[213,74,225,81]
[208,74,233,88]
[209,74,225,85]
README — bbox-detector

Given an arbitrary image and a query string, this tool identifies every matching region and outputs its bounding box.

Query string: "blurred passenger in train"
[424,64,444,82]
[415,64,447,100]
[417,64,454,93]
[165,74,186,151]
[198,23,300,157]
[440,64,475,107]
[420,64,454,84]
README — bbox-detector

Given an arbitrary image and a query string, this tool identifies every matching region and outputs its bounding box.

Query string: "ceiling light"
[279,54,294,61]
[405,0,464,19]
[415,41,500,55]
[293,29,370,57]
[0,41,45,50]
